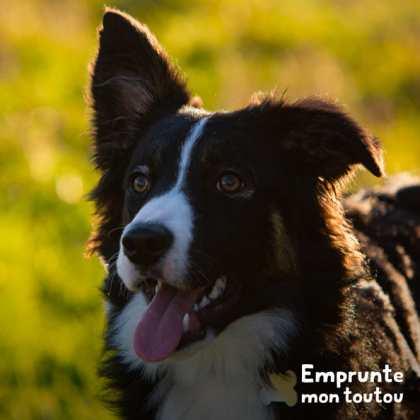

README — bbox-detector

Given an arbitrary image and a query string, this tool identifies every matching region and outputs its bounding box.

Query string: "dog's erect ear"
[90,8,190,170]
[275,98,385,181]
[87,9,190,260]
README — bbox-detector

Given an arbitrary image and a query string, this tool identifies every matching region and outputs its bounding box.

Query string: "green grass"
[1,0,419,418]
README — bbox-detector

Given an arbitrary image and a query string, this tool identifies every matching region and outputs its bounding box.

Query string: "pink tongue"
[133,283,200,362]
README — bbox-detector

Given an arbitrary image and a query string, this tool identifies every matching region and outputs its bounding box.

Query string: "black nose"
[122,223,174,267]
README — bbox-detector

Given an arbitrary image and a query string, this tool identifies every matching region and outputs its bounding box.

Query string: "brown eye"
[217,174,243,193]
[132,174,150,194]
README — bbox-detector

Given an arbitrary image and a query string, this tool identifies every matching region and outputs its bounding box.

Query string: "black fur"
[87,8,420,420]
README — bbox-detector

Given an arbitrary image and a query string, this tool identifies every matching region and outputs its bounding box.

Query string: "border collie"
[87,8,420,420]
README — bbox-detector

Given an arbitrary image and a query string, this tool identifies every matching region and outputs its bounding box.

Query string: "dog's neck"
[153,372,275,420]
[111,292,297,419]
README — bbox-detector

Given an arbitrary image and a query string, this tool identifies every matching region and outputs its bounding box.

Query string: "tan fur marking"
[268,210,297,276]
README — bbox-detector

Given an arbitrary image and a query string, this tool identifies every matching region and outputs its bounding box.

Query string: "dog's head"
[88,9,385,364]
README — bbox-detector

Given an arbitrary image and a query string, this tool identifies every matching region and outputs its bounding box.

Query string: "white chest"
[156,376,274,420]
[112,296,296,420]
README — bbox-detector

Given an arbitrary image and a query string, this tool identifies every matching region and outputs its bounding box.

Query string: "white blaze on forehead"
[173,117,208,191]
[117,117,208,287]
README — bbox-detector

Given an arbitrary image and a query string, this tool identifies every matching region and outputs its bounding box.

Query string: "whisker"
[191,249,222,269]
[107,252,120,264]
[108,226,125,237]
[188,260,212,288]
[106,264,119,296]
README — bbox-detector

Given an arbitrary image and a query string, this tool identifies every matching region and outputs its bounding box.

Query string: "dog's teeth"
[182,313,189,334]
[155,280,162,294]
[209,285,222,300]
[215,276,227,291]
[199,296,210,308]
[194,304,199,311]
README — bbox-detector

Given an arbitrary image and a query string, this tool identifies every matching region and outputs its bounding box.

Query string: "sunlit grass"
[1,0,419,418]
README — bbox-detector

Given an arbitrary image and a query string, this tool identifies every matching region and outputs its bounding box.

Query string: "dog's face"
[115,109,301,361]
[89,9,384,364]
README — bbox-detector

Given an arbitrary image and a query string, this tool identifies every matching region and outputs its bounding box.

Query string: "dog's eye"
[132,174,150,194]
[217,174,244,193]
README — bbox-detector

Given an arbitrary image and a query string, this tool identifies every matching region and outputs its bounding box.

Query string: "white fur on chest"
[156,375,274,420]
[111,293,297,419]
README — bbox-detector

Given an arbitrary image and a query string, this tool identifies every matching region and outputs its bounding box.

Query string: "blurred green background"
[1,0,419,419]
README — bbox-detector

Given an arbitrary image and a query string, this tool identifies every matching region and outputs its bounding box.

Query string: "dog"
[87,8,420,420]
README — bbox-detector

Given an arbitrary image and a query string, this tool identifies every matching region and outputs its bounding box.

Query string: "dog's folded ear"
[277,97,385,181]
[90,8,190,170]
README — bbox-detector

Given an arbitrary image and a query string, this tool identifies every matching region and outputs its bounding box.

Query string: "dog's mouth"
[134,276,240,362]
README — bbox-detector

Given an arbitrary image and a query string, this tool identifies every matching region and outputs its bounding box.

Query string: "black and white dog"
[87,8,420,420]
